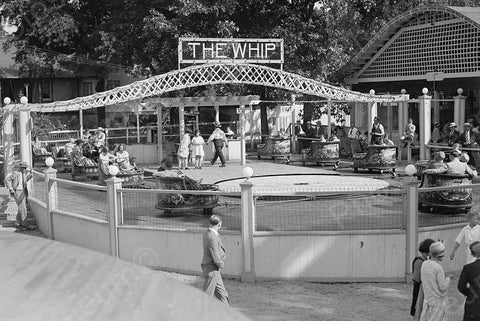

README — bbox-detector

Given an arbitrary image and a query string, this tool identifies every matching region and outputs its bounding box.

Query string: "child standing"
[451,211,480,264]
[177,130,191,170]
[410,238,435,317]
[191,129,205,169]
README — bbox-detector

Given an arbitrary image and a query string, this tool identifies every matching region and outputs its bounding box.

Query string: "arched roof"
[345,5,480,84]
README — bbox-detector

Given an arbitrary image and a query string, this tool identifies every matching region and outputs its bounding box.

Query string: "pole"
[79,108,84,139]
[157,105,163,163]
[240,105,246,166]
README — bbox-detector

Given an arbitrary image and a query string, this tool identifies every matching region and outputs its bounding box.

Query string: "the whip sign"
[178,38,284,66]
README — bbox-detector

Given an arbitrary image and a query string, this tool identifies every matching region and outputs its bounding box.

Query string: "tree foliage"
[2,0,479,80]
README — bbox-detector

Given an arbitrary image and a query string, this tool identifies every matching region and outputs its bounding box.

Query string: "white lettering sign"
[179,38,284,64]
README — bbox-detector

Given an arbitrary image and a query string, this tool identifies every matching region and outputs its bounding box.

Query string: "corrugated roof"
[344,5,480,81]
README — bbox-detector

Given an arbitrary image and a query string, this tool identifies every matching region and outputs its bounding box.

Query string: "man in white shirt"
[347,122,359,139]
[207,122,228,167]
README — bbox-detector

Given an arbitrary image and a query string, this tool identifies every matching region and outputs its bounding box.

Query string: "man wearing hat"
[5,162,34,230]
[460,122,480,168]
[458,241,480,321]
[443,122,460,146]
[207,122,228,167]
[370,117,385,145]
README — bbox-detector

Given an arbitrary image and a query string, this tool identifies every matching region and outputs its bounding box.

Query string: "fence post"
[106,177,122,258]
[404,180,418,281]
[44,164,58,239]
[454,88,466,133]
[240,177,255,283]
[419,88,432,161]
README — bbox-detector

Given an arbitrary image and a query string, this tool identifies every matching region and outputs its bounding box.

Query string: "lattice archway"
[28,63,404,112]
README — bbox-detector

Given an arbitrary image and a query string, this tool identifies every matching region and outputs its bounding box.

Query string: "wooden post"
[240,179,255,282]
[44,166,58,239]
[157,105,163,163]
[3,101,14,180]
[249,102,254,151]
[454,88,466,133]
[19,105,32,169]
[136,108,141,144]
[179,103,185,138]
[79,108,84,139]
[367,90,378,144]
[419,88,432,160]
[404,180,418,280]
[240,105,246,166]
[106,177,122,258]
[327,99,332,139]
[214,104,220,123]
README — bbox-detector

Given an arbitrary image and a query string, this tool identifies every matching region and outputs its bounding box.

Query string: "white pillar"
[433,90,440,124]
[44,165,58,239]
[404,180,418,280]
[249,103,254,150]
[240,105,246,166]
[419,88,432,160]
[194,106,199,132]
[19,101,32,168]
[454,88,466,133]
[291,100,297,152]
[2,99,14,180]
[327,99,332,138]
[214,104,220,122]
[179,104,185,138]
[240,179,255,282]
[106,177,122,257]
[79,108,84,139]
[136,108,141,144]
[367,90,378,144]
[157,105,163,163]
[398,89,407,161]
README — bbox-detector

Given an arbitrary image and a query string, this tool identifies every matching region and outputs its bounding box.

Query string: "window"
[106,80,121,90]
[83,82,93,96]
[40,80,53,102]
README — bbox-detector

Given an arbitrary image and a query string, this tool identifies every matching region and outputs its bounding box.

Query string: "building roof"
[345,5,480,84]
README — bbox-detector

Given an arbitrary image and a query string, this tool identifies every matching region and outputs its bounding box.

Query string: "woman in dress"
[191,129,205,169]
[417,241,453,321]
[177,130,191,170]
[98,146,116,185]
[115,144,134,173]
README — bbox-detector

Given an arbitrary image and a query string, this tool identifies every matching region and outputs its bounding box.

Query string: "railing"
[28,169,470,281]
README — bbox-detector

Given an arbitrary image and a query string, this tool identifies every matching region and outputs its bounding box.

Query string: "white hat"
[429,241,447,257]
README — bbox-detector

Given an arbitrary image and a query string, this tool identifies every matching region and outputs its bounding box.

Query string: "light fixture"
[242,166,254,180]
[3,97,11,105]
[45,157,54,167]
[108,165,120,176]
[422,88,429,95]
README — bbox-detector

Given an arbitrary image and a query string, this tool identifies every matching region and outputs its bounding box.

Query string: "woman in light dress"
[115,144,134,173]
[191,130,205,169]
[177,130,191,170]
[98,146,116,185]
[416,241,454,321]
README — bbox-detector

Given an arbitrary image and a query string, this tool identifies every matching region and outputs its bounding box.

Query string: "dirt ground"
[167,271,465,321]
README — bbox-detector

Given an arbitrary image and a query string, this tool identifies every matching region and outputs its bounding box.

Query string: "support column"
[79,108,84,139]
[214,104,220,123]
[194,106,199,132]
[136,107,141,144]
[398,90,407,161]
[327,99,332,138]
[454,88,466,133]
[240,105,246,166]
[404,180,418,280]
[240,178,255,283]
[178,103,185,138]
[433,90,440,124]
[291,99,297,152]
[249,103,254,151]
[106,177,122,257]
[419,88,432,160]
[157,105,163,163]
[367,90,378,144]
[44,165,58,239]
[19,102,32,169]
[387,101,392,134]
[3,99,14,180]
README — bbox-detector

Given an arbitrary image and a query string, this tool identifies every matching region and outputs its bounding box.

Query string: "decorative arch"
[28,63,404,112]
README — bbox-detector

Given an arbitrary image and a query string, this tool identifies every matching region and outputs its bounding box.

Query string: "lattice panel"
[404,11,454,27]
[360,19,480,79]
[28,63,404,113]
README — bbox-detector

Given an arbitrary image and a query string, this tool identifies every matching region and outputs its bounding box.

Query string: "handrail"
[427,144,480,152]
[50,176,108,191]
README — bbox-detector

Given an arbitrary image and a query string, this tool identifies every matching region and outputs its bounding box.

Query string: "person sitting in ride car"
[446,149,477,177]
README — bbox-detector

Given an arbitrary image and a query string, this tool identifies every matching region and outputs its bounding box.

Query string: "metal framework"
[27,63,404,113]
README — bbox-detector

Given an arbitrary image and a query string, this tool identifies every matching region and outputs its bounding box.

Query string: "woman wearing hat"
[417,241,453,321]
[458,241,480,321]
[5,162,34,230]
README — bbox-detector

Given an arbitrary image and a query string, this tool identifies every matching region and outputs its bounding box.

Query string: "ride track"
[25,63,406,113]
